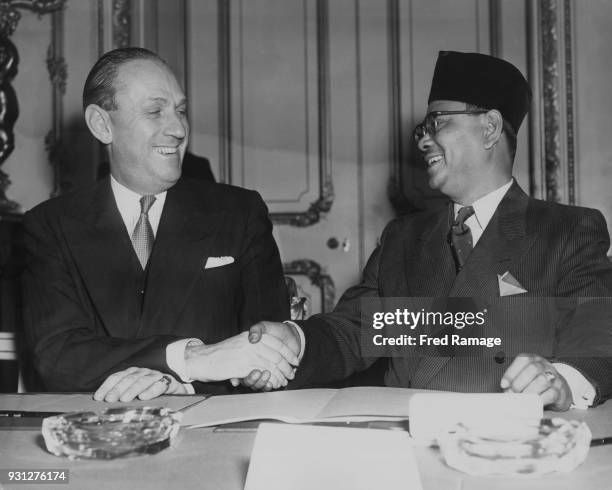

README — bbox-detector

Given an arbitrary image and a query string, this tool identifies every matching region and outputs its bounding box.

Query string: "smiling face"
[416,100,489,205]
[106,59,189,194]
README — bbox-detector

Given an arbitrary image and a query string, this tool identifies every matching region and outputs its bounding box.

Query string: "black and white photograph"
[1,1,611,489]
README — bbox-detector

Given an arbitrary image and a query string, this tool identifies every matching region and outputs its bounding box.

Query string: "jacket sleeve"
[554,209,612,404]
[237,190,289,328]
[290,224,395,388]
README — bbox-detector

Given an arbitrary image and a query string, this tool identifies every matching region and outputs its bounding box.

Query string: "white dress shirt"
[294,179,595,407]
[110,176,197,393]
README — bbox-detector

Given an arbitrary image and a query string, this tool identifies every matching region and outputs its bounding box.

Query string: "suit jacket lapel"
[138,181,225,335]
[62,179,141,337]
[450,182,536,298]
[405,206,456,297]
[401,206,456,387]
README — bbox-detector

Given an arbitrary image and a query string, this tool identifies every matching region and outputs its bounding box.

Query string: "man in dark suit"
[247,51,612,410]
[22,47,297,401]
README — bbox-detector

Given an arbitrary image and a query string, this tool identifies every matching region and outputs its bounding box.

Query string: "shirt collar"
[454,179,513,230]
[110,174,167,210]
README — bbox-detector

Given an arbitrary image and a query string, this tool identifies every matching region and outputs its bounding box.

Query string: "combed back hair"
[82,47,167,112]
[465,103,518,161]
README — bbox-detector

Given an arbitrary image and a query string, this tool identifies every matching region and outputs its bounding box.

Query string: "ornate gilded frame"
[528,0,576,204]
[283,259,335,314]
[0,0,66,212]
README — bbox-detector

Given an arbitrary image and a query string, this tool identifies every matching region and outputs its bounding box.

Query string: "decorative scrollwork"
[44,129,69,196]
[0,3,20,37]
[0,0,65,213]
[0,35,18,212]
[539,0,575,205]
[283,259,335,313]
[112,0,131,48]
[46,43,66,95]
[271,181,334,227]
[0,0,65,37]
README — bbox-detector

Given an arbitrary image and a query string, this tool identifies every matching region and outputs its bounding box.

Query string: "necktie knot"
[450,205,475,272]
[452,206,474,235]
[139,195,156,215]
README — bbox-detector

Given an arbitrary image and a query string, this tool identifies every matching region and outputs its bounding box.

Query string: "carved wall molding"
[385,0,409,214]
[47,7,67,196]
[529,0,576,205]
[273,0,335,227]
[217,0,231,184]
[218,0,334,227]
[283,259,335,313]
[0,0,66,212]
[112,0,131,48]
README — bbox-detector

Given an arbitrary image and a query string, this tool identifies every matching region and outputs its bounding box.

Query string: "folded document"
[181,387,414,427]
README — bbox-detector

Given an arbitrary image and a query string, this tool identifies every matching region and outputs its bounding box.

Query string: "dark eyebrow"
[144,97,187,105]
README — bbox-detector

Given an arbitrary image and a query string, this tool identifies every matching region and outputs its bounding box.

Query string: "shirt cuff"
[283,321,306,362]
[553,362,596,409]
[166,338,203,383]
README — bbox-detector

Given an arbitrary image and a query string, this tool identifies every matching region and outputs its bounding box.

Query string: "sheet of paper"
[181,389,337,427]
[318,386,415,419]
[244,423,423,490]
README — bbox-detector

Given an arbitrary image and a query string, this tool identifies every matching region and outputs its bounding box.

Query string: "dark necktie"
[131,195,156,269]
[450,205,475,272]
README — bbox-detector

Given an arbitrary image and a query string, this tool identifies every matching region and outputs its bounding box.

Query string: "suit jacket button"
[494,351,506,364]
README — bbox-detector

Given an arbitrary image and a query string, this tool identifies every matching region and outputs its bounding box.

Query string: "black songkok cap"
[427,51,532,134]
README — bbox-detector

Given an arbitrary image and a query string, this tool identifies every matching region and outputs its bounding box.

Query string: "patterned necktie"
[131,195,156,269]
[450,205,475,272]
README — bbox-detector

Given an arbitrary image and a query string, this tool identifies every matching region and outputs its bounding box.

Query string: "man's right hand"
[234,321,302,390]
[185,331,299,389]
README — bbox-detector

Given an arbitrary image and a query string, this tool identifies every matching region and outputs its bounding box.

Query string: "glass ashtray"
[42,406,182,460]
[438,417,591,477]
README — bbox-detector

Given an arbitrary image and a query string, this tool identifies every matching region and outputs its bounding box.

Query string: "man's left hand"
[94,367,188,402]
[500,354,572,411]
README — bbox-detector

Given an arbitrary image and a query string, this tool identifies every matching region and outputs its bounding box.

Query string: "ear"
[84,104,113,145]
[483,109,504,150]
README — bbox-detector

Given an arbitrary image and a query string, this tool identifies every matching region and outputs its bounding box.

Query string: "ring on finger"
[158,375,172,387]
[543,370,556,383]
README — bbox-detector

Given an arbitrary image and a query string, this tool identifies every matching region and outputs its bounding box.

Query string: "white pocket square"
[497,271,528,297]
[205,256,235,269]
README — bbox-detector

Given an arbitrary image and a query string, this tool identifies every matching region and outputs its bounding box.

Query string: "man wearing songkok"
[246,51,612,411]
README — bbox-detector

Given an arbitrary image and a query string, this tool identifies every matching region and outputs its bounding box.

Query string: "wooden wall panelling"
[224,0,327,225]
[572,0,612,249]
[185,0,221,180]
[355,0,394,269]
[494,0,530,192]
[60,0,100,191]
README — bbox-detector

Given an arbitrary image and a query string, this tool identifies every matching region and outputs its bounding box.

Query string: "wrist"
[184,342,210,382]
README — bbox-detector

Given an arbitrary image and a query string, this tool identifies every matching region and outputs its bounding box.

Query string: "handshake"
[94,321,301,402]
[186,321,302,391]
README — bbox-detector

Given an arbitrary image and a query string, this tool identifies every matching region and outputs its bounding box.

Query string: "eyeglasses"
[413,110,488,142]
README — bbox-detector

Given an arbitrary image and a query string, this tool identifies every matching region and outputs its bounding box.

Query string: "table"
[1,392,611,490]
